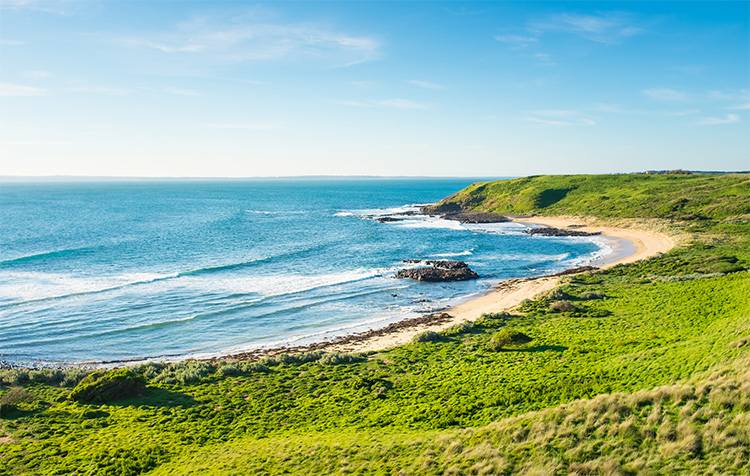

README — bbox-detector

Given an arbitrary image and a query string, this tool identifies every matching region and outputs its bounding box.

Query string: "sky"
[0,0,748,177]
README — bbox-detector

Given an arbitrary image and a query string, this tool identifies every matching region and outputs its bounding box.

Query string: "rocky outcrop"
[395,260,480,282]
[524,227,601,237]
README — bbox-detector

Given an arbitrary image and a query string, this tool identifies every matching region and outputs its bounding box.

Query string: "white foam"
[0,271,179,303]
[184,268,393,298]
[430,250,473,257]
[393,217,465,230]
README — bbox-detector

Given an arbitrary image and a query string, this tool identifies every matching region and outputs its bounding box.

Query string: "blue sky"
[1,1,748,177]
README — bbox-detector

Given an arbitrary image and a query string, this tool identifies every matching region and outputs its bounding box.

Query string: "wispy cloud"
[728,103,750,110]
[525,110,596,126]
[693,114,740,125]
[664,109,700,116]
[407,80,445,90]
[642,87,690,103]
[494,34,538,49]
[0,0,75,15]
[167,87,200,96]
[0,39,25,45]
[529,12,645,44]
[202,122,283,130]
[334,99,430,110]
[22,70,53,80]
[0,82,47,96]
[533,52,554,66]
[65,86,129,95]
[121,14,381,67]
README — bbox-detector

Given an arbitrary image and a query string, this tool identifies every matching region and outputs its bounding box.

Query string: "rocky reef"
[395,260,480,282]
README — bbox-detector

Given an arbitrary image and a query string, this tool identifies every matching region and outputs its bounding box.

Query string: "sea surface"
[0,179,612,365]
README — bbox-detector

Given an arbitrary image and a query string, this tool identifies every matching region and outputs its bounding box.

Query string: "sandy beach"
[322,217,674,354]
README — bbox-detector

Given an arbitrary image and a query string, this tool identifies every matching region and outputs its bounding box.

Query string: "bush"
[579,291,606,300]
[412,331,442,343]
[488,329,532,351]
[549,300,577,313]
[318,352,366,365]
[0,387,34,416]
[239,362,271,373]
[69,369,146,403]
[540,288,572,301]
[442,321,475,336]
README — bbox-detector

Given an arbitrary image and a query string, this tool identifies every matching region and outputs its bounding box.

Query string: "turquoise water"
[0,179,609,365]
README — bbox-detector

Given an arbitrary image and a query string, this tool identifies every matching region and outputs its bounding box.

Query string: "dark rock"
[524,227,601,237]
[440,211,510,223]
[375,217,400,223]
[395,260,479,282]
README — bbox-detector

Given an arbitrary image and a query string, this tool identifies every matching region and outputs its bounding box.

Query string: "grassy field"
[1,172,749,475]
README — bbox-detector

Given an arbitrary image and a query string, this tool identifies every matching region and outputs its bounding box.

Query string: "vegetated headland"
[1,172,749,475]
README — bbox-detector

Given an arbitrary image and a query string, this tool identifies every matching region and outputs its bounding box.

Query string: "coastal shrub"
[0,369,31,386]
[216,363,240,376]
[481,311,511,320]
[0,368,92,388]
[318,352,366,365]
[540,287,572,301]
[488,329,532,351]
[579,291,606,300]
[69,368,146,404]
[442,321,475,336]
[549,300,577,313]
[238,362,271,373]
[0,388,34,417]
[412,331,442,343]
[60,368,92,387]
[260,351,324,367]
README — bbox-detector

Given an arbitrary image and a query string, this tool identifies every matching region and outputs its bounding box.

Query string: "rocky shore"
[224,312,455,362]
[524,226,602,237]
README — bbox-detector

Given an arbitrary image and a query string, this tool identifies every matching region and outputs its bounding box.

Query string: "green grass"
[1,173,749,475]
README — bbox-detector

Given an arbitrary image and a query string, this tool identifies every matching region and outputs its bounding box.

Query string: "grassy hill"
[1,173,749,475]
[424,172,750,220]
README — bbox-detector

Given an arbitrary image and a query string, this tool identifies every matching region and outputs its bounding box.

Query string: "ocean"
[0,179,611,366]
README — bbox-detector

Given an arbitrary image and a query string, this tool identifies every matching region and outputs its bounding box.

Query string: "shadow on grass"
[100,386,197,409]
[520,345,568,353]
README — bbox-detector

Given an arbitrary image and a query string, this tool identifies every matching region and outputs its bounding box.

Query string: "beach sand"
[325,217,674,354]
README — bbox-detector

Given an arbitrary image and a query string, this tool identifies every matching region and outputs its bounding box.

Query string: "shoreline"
[4,216,674,369]
[222,216,674,360]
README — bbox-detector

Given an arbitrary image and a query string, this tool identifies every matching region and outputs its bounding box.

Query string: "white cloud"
[407,80,445,90]
[203,122,283,130]
[642,88,690,103]
[335,98,429,110]
[167,87,200,96]
[525,110,596,126]
[530,12,645,44]
[693,114,740,125]
[22,70,53,79]
[494,34,538,49]
[728,103,750,110]
[0,39,25,45]
[0,82,47,96]
[122,15,381,66]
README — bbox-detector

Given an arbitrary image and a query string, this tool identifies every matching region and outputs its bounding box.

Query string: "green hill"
[1,173,749,475]
[424,172,750,220]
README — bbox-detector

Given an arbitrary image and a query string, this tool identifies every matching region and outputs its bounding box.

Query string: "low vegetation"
[1,173,749,475]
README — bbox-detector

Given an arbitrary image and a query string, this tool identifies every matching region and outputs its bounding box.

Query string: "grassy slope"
[1,173,749,475]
